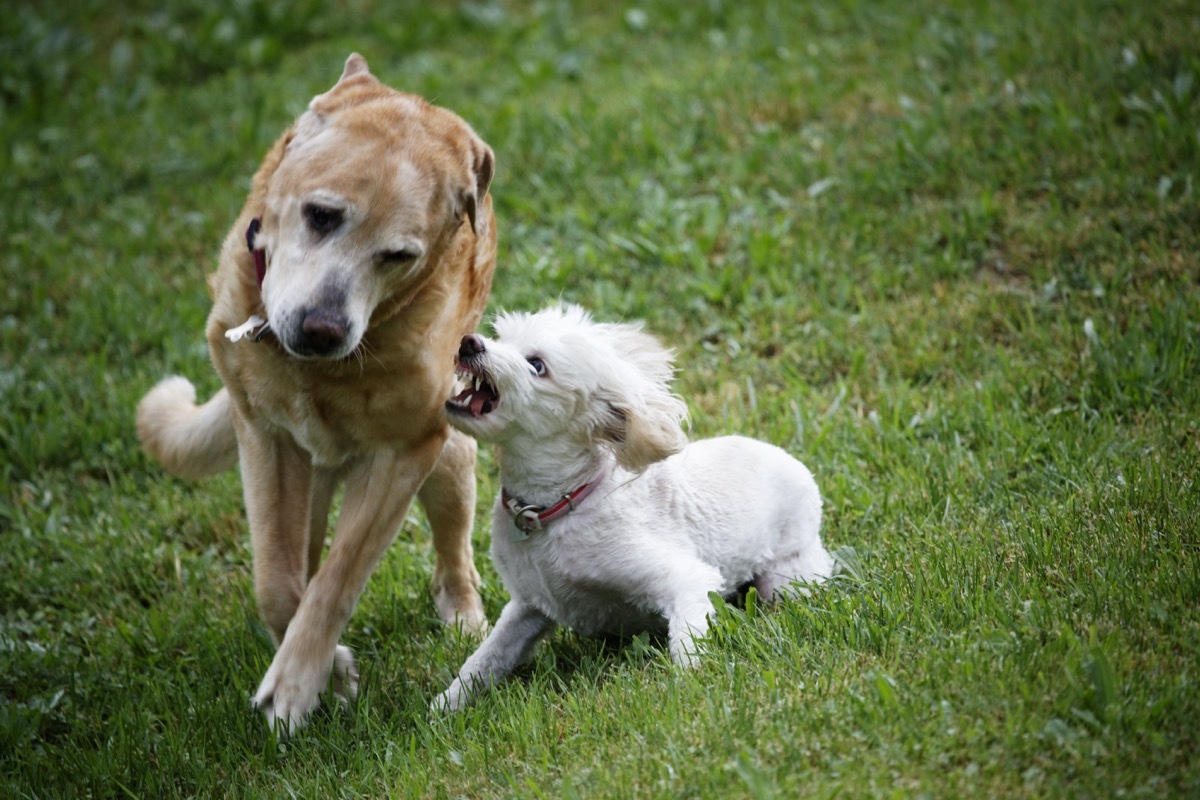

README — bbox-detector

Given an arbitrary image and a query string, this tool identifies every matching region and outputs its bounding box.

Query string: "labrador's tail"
[137,377,238,479]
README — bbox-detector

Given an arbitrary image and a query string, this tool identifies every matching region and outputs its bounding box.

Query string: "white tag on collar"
[225,314,266,343]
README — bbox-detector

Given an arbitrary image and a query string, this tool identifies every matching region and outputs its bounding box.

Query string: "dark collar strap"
[501,466,609,540]
[246,217,266,289]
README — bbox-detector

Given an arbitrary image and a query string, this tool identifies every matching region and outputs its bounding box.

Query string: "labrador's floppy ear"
[463,138,495,235]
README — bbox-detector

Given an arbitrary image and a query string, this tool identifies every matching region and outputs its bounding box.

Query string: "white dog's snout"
[459,333,487,359]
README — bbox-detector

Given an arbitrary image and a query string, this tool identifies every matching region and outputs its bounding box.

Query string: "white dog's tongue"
[470,390,494,416]
[450,382,497,417]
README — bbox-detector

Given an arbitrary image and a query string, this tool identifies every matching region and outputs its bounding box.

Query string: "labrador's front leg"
[235,415,314,645]
[253,439,444,733]
[419,428,487,634]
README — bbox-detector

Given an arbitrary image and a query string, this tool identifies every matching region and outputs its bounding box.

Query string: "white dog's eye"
[526,356,547,376]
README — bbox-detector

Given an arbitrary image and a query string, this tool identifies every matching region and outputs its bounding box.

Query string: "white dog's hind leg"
[658,561,724,668]
[754,543,835,601]
[433,599,555,713]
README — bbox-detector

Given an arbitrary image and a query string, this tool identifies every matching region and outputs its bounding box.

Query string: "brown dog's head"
[254,54,494,360]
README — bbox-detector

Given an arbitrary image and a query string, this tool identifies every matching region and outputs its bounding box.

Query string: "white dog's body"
[490,438,826,639]
[435,305,833,711]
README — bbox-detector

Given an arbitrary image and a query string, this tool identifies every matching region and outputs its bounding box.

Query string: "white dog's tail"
[136,377,238,479]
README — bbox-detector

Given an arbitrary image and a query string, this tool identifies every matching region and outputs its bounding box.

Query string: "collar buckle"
[501,464,610,542]
[512,505,543,536]
[505,497,544,541]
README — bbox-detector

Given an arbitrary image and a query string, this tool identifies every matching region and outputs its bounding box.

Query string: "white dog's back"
[652,435,830,592]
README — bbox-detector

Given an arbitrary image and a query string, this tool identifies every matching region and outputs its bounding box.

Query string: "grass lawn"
[2,0,1198,797]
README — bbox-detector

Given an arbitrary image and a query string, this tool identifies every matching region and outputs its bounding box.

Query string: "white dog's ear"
[590,322,689,472]
[596,390,689,472]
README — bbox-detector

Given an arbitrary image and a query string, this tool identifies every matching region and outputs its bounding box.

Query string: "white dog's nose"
[459,334,486,359]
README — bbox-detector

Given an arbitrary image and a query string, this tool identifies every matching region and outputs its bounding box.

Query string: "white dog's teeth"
[475,375,482,392]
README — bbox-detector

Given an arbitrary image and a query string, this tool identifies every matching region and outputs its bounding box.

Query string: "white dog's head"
[446,304,689,472]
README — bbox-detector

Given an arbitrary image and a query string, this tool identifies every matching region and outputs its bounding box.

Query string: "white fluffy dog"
[435,304,833,711]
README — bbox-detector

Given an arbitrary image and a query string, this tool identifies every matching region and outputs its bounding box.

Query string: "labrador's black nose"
[458,334,486,359]
[296,308,349,356]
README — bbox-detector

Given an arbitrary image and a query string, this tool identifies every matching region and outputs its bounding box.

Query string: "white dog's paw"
[668,632,705,669]
[429,680,468,715]
[252,642,355,734]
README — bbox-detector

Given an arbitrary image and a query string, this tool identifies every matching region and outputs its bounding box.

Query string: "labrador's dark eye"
[380,249,418,267]
[526,355,547,376]
[303,203,343,236]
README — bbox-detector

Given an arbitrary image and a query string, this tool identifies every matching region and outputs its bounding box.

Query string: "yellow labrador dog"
[136,53,495,732]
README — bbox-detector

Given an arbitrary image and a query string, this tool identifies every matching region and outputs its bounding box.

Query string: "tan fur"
[136,54,496,732]
[137,376,238,478]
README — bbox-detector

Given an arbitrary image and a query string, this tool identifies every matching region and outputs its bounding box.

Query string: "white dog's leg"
[658,561,724,668]
[433,599,555,713]
[755,543,835,601]
[665,594,716,668]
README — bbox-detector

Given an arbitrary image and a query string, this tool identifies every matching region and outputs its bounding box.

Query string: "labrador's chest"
[224,337,449,466]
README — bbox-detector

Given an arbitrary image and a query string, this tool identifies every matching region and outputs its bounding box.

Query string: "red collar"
[222,218,273,345]
[238,217,273,342]
[246,217,267,289]
[501,466,609,540]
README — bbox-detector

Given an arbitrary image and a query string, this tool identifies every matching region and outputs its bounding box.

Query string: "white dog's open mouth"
[447,364,500,418]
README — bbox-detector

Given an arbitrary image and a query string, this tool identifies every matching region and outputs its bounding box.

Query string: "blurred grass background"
[1,1,1197,797]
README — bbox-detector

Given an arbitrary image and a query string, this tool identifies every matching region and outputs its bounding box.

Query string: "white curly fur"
[435,304,834,711]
